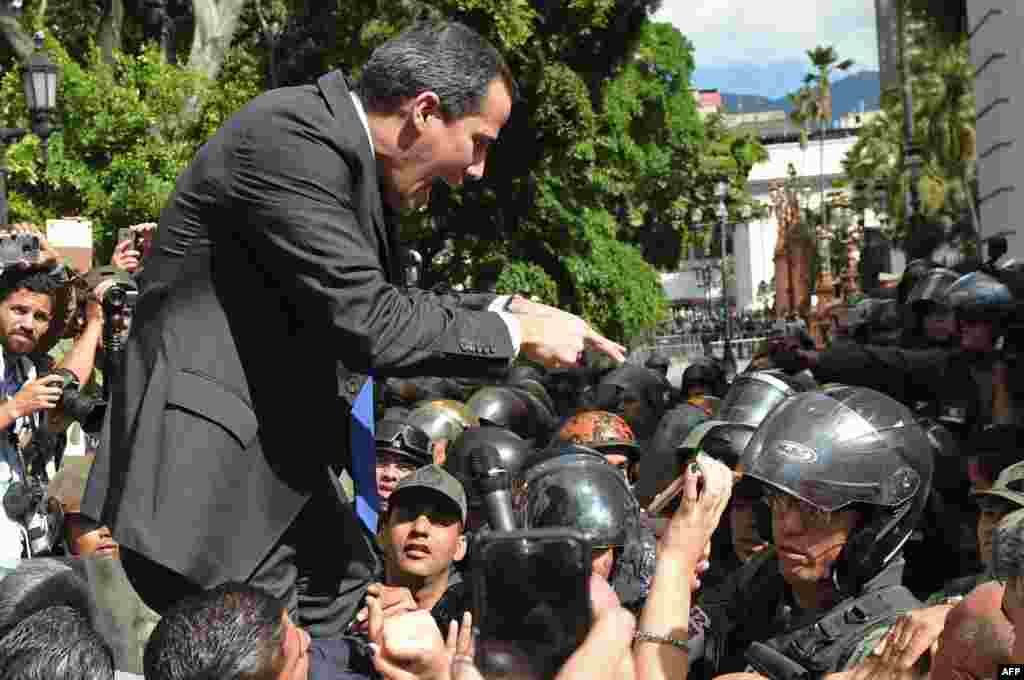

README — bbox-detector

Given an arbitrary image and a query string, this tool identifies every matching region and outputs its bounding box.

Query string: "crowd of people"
[0,16,1023,680]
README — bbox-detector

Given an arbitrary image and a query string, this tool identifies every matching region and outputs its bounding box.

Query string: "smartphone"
[117,228,133,247]
[472,529,593,678]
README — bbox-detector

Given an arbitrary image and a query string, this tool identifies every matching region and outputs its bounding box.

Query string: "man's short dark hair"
[356,19,518,120]
[0,605,114,680]
[144,582,286,680]
[0,268,60,306]
[0,558,96,640]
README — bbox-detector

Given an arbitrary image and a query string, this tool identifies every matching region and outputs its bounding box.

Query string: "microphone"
[470,444,518,532]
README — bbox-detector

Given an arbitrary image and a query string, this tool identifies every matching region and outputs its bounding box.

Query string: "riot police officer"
[697,386,933,679]
[520,451,656,617]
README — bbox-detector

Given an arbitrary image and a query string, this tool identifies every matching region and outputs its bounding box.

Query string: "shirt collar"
[350,93,374,156]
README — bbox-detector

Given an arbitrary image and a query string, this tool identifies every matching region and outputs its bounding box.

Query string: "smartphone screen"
[117,228,133,246]
[473,529,593,679]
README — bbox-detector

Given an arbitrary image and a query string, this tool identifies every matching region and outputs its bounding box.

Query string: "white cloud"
[653,0,880,71]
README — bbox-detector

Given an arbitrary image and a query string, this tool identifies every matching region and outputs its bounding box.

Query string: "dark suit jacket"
[81,71,514,592]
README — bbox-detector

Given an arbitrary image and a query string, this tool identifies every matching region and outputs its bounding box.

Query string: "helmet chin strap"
[832,502,912,594]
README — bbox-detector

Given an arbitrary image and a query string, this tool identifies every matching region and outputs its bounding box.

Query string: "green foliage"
[842,28,975,252]
[0,34,262,264]
[562,227,668,343]
[495,261,559,306]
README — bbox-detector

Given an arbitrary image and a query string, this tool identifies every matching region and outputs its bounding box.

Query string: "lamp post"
[715,180,736,377]
[897,0,922,223]
[24,32,60,163]
[0,31,61,226]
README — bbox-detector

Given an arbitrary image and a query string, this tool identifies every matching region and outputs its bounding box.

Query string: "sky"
[653,0,880,99]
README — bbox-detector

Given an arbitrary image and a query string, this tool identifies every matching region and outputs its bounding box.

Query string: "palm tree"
[788,47,855,267]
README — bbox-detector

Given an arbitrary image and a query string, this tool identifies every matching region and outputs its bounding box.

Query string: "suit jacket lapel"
[317,71,395,283]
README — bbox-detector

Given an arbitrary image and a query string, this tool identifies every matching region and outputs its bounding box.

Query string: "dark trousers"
[122,488,381,638]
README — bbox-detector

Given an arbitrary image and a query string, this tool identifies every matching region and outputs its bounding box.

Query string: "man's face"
[766,491,861,586]
[376,451,418,513]
[384,79,512,213]
[274,611,311,680]
[65,514,120,559]
[0,289,52,355]
[381,490,467,581]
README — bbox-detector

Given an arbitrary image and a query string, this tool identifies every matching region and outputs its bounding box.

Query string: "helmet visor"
[720,373,793,427]
[741,389,926,512]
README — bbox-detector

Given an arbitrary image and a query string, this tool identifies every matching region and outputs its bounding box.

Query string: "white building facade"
[664,130,903,313]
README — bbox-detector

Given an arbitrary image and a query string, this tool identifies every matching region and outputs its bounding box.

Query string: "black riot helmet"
[633,403,711,508]
[947,270,1014,322]
[522,453,640,550]
[740,385,934,594]
[719,370,810,428]
[693,421,757,470]
[466,386,539,442]
[519,440,607,477]
[586,365,669,440]
[508,383,558,442]
[898,258,937,305]
[645,351,671,377]
[681,357,727,399]
[907,267,959,312]
[444,426,534,509]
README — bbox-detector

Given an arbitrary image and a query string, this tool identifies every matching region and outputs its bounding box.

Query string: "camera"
[0,232,40,268]
[2,480,60,557]
[47,368,104,434]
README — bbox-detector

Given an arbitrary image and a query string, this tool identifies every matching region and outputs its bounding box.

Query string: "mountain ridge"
[719,71,881,122]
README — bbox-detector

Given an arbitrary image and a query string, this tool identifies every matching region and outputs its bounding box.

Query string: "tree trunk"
[98,0,125,65]
[188,0,248,81]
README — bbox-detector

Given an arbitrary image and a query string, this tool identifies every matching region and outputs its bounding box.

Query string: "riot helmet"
[907,268,959,310]
[898,258,937,305]
[719,370,808,427]
[586,365,668,440]
[740,385,934,594]
[519,440,607,476]
[507,383,558,442]
[522,453,640,551]
[645,351,671,377]
[633,403,711,508]
[406,400,479,448]
[554,411,641,462]
[375,419,433,468]
[444,426,534,509]
[947,271,1014,321]
[466,386,538,441]
[681,357,727,399]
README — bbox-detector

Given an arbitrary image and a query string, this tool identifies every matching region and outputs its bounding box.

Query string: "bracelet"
[633,630,689,651]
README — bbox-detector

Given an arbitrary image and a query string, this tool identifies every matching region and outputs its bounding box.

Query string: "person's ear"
[411,91,442,130]
[453,532,467,563]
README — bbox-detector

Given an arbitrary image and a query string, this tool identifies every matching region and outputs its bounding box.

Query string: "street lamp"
[23,32,60,162]
[0,31,61,226]
[715,180,736,378]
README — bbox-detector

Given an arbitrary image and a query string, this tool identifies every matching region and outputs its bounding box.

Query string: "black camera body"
[2,479,60,557]
[0,233,40,268]
[48,368,105,434]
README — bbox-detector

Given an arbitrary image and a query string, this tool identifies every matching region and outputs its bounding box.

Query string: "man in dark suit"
[81,20,624,637]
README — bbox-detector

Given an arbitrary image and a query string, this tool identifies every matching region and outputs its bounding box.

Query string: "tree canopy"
[0,0,766,342]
